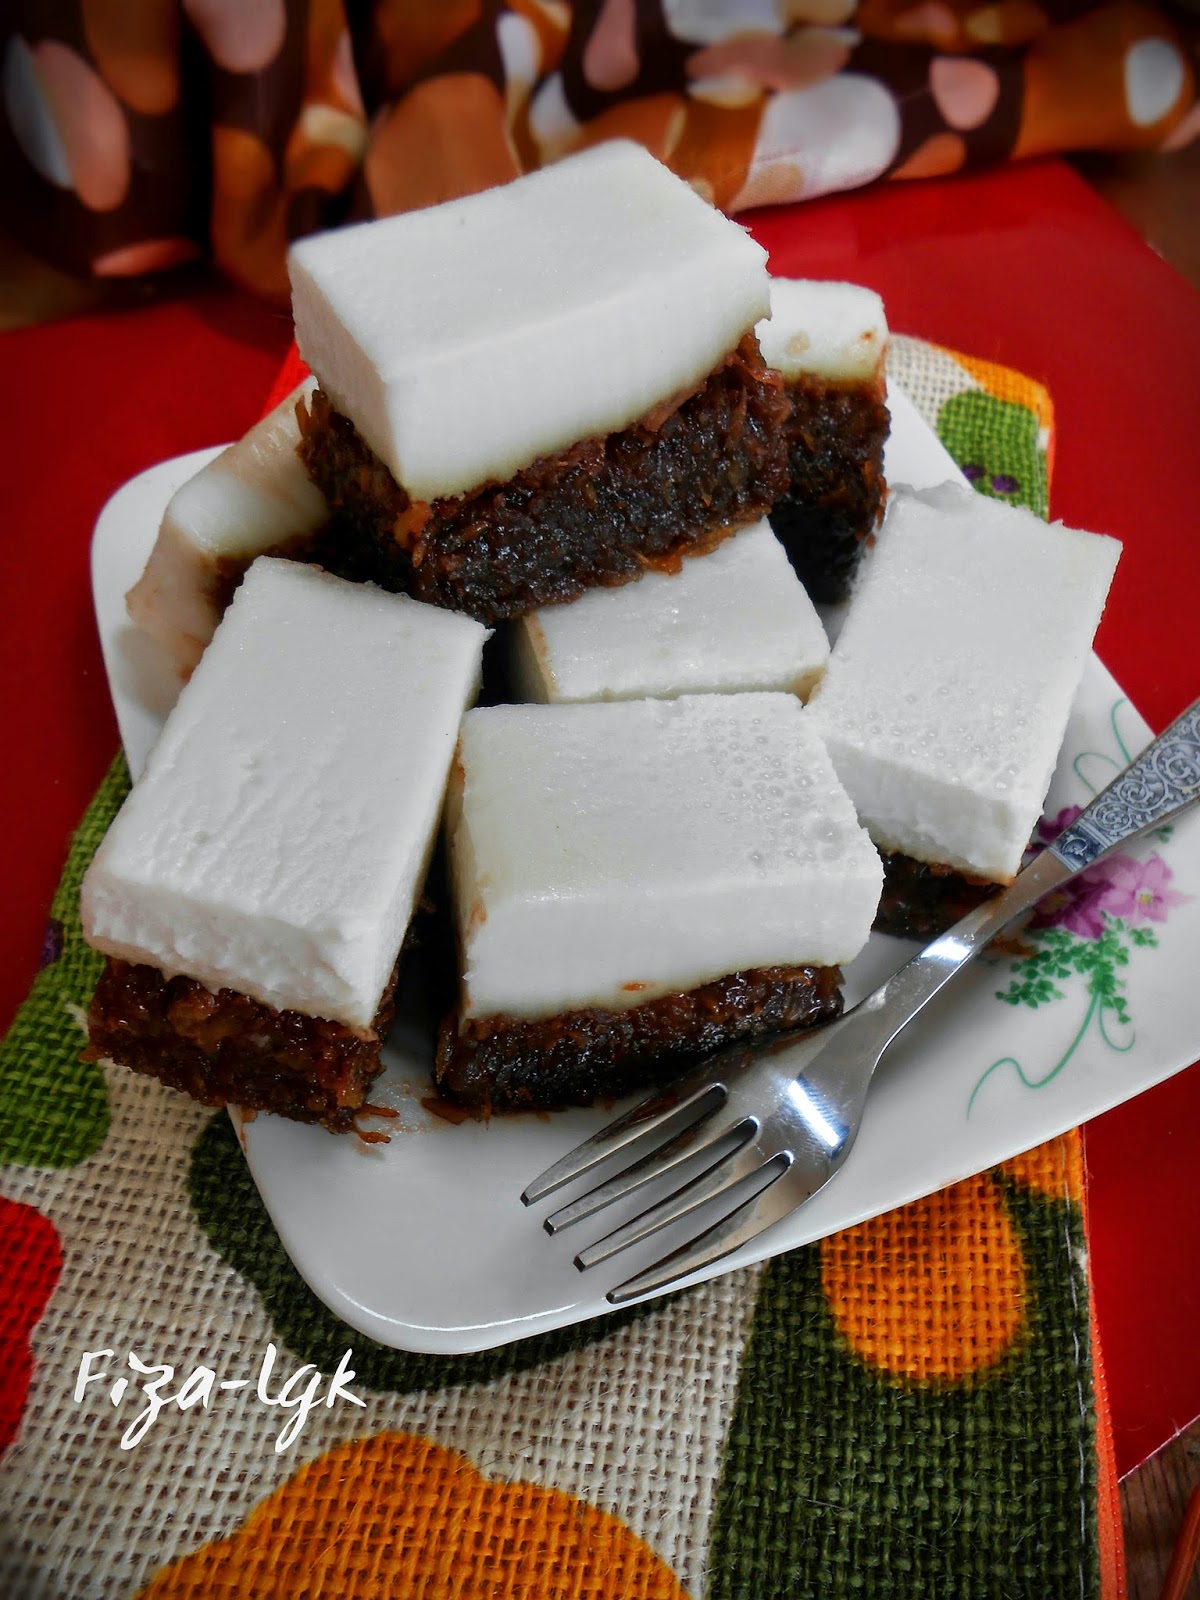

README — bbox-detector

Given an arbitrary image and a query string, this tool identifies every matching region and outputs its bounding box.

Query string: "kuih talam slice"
[807,483,1121,938]
[756,278,890,604]
[83,558,489,1131]
[436,694,882,1110]
[289,140,788,622]
[126,380,326,678]
[513,519,829,704]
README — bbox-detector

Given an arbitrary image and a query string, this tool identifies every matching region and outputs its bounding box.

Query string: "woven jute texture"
[0,343,1108,1600]
[708,1141,1098,1598]
[0,754,127,1169]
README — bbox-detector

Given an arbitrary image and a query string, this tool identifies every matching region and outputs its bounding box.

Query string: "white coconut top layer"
[84,558,488,1028]
[514,520,829,705]
[756,278,887,384]
[288,141,770,501]
[807,483,1121,882]
[448,693,881,1020]
[126,380,325,678]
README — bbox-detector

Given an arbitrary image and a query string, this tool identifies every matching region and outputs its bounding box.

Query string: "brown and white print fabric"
[4,2,1198,295]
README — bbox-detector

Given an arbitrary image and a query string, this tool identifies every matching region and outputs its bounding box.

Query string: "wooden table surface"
[3,140,1198,1600]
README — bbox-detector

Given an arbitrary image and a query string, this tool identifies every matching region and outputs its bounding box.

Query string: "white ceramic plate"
[91,388,1200,1354]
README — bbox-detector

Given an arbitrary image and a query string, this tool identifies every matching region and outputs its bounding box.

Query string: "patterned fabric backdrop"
[3,0,1198,298]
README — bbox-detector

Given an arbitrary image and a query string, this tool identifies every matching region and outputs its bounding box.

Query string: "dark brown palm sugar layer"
[769,369,889,605]
[86,958,397,1134]
[434,963,843,1114]
[296,334,791,623]
[874,850,1002,942]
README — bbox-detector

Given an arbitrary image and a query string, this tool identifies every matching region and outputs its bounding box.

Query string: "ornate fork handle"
[1050,697,1200,872]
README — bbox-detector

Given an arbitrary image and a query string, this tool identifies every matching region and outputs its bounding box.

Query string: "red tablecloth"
[2,155,1197,1476]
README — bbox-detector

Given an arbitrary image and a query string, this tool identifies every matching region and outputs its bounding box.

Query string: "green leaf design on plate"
[0,756,130,1167]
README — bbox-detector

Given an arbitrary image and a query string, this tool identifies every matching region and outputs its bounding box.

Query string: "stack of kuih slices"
[87,142,1121,1134]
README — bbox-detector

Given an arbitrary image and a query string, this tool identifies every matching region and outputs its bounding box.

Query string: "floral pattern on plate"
[971,702,1191,1115]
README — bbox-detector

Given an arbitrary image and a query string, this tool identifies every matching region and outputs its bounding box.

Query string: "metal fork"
[522,695,1200,1306]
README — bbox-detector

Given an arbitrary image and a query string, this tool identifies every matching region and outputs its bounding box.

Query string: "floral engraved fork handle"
[1050,698,1200,872]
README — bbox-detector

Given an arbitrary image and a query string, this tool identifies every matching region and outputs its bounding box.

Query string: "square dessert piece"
[126,380,327,679]
[756,278,890,604]
[289,141,789,622]
[436,694,882,1110]
[84,558,488,1132]
[513,519,829,704]
[807,483,1121,938]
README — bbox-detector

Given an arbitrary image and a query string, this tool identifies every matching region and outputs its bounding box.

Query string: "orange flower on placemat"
[136,1431,689,1599]
[820,1136,1080,1386]
[821,1172,1030,1383]
[999,1132,1083,1204]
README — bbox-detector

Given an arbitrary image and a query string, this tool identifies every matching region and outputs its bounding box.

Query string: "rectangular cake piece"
[807,483,1121,937]
[289,141,788,623]
[436,694,882,1110]
[83,558,489,1131]
[126,381,327,679]
[513,519,829,704]
[756,278,890,604]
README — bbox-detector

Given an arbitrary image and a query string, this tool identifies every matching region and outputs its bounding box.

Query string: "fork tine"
[520,1077,727,1206]
[605,1159,823,1305]
[544,1113,757,1234]
[575,1139,788,1269]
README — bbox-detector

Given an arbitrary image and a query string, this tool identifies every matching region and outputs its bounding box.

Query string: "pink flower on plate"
[1030,876,1113,939]
[1036,805,1083,846]
[1026,806,1188,938]
[1029,806,1114,937]
[1093,853,1189,926]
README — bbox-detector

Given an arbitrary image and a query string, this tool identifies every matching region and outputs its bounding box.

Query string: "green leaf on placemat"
[707,1158,1096,1598]
[936,390,1049,518]
[0,756,130,1168]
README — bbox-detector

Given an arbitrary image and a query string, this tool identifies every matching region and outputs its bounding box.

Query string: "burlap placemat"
[0,344,1123,1599]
